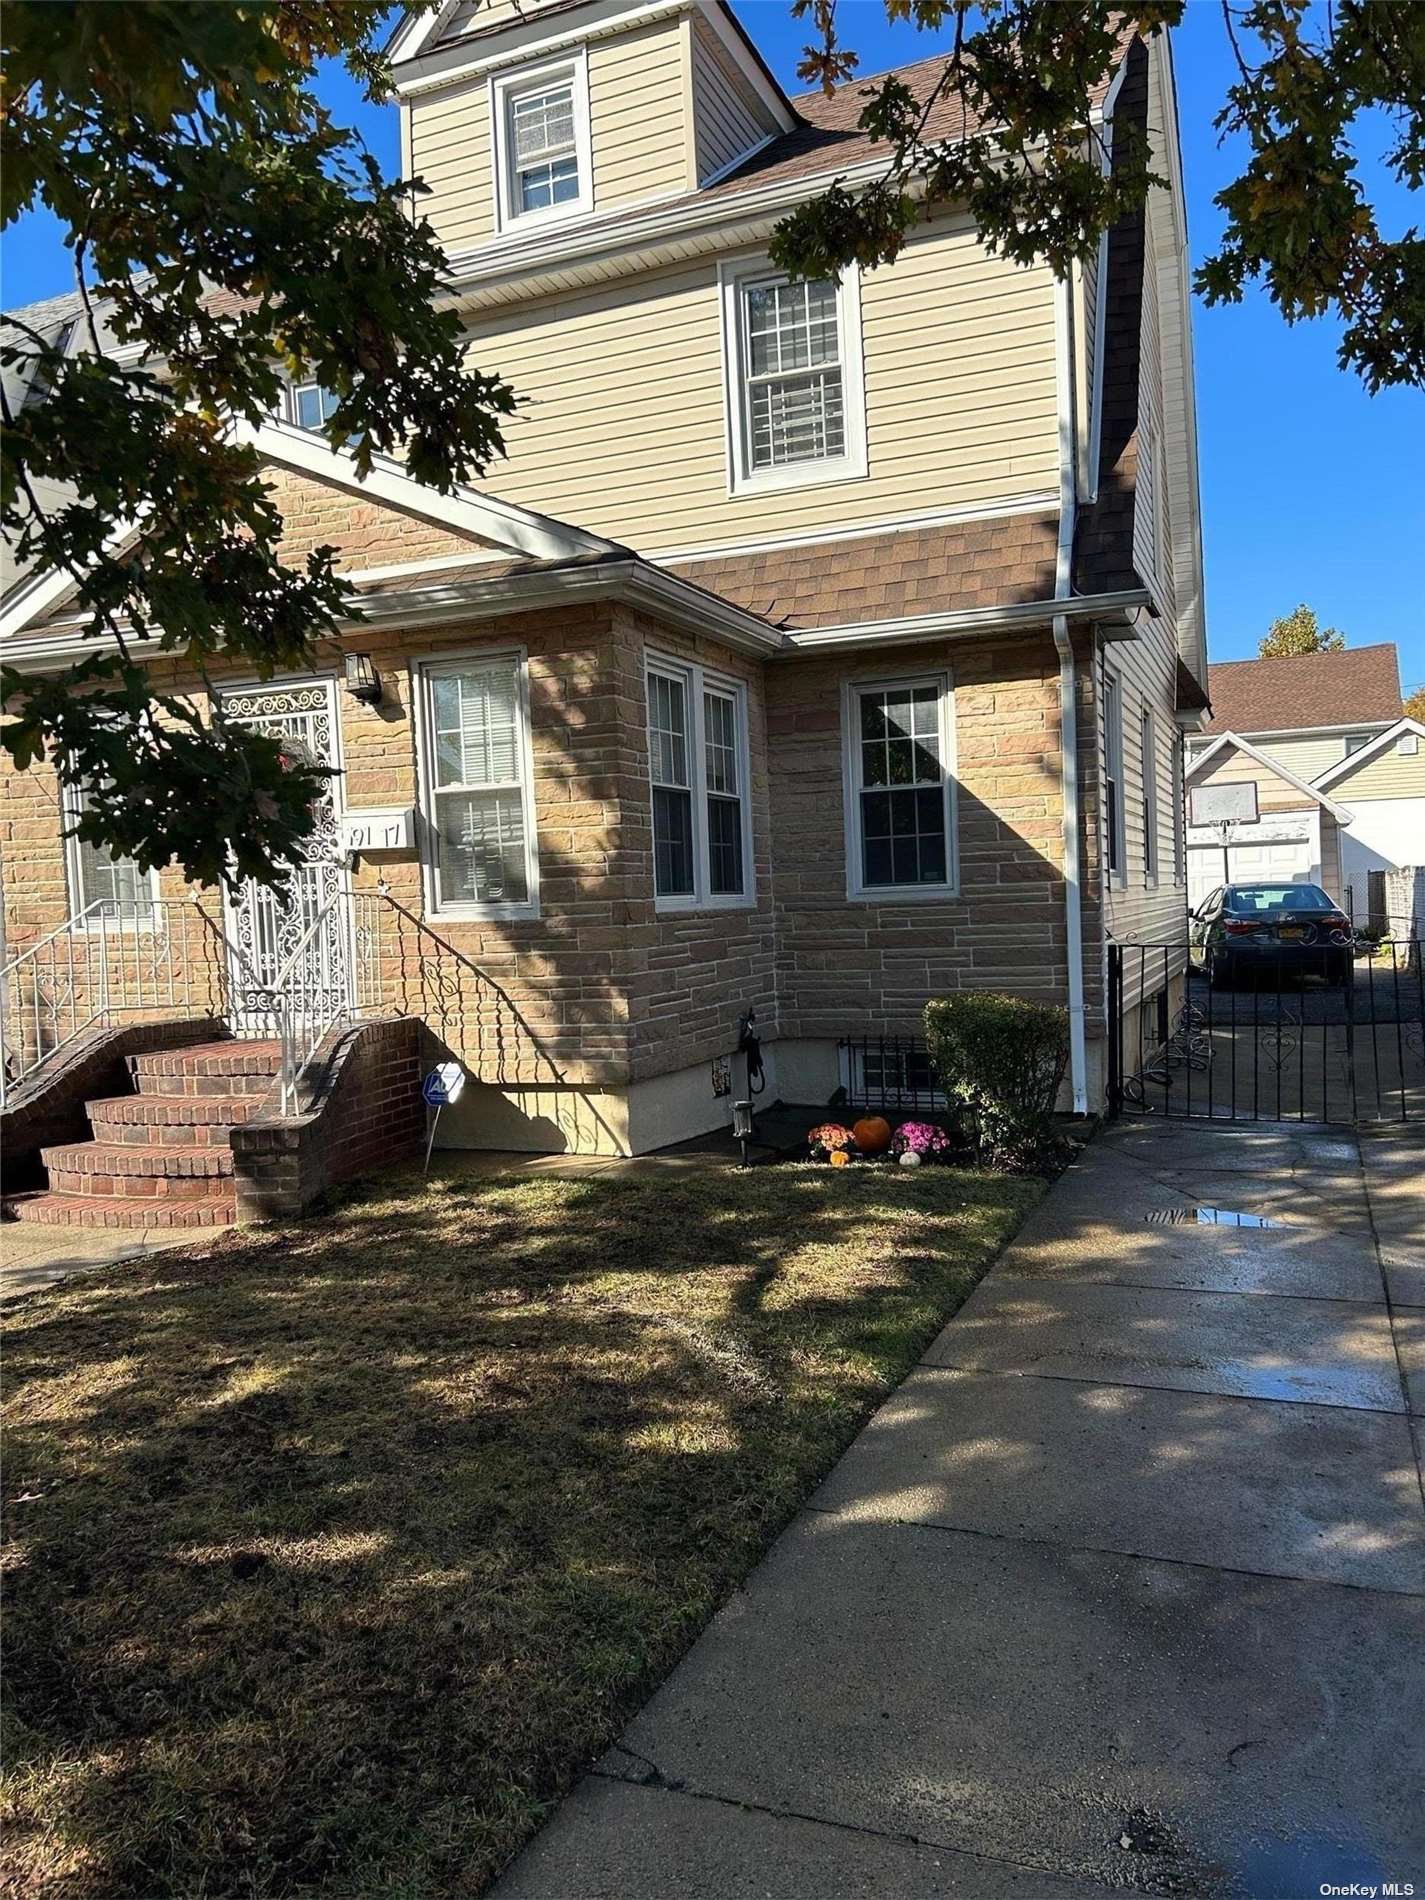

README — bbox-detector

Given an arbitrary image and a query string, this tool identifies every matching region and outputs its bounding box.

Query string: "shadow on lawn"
[1,1162,1034,1899]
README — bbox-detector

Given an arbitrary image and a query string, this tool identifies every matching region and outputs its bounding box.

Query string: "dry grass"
[2,1156,1041,1897]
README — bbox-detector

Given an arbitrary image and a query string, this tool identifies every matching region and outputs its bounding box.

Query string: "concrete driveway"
[493,1119,1425,1899]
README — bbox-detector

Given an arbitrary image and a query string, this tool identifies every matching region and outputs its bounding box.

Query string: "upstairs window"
[492,56,592,231]
[646,655,752,910]
[290,382,340,433]
[719,258,867,495]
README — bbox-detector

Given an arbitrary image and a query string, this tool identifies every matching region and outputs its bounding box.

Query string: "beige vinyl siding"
[1326,739,1425,801]
[1132,221,1174,619]
[1249,732,1363,784]
[690,13,773,183]
[588,19,690,210]
[411,77,495,252]
[461,212,1058,553]
[1192,744,1317,814]
[1076,242,1099,492]
[1319,811,1344,900]
[409,15,689,254]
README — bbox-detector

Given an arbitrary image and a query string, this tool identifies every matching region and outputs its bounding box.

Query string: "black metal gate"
[1108,938,1425,1124]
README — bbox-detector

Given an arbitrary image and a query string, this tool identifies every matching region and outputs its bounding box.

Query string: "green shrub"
[924,992,1069,1172]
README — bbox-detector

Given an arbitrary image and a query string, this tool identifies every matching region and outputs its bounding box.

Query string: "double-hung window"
[416,652,539,920]
[646,656,751,909]
[492,56,591,231]
[720,257,867,495]
[844,675,956,900]
[63,785,158,928]
[1103,669,1124,879]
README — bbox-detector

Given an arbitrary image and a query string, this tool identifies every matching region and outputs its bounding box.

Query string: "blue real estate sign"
[422,1062,466,1108]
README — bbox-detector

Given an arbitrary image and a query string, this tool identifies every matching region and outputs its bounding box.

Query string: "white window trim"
[411,646,541,924]
[1171,728,1186,886]
[1141,704,1158,886]
[645,650,755,915]
[1103,665,1125,887]
[62,782,161,932]
[489,49,593,237]
[717,252,868,499]
[841,670,958,904]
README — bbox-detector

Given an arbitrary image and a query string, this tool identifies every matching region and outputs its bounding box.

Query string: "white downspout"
[1053,272,1089,1114]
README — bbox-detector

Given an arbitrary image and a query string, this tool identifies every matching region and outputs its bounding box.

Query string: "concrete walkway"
[0,1219,210,1305]
[493,1119,1425,1899]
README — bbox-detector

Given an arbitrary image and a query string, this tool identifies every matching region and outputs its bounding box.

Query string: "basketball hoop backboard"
[1189,781,1259,827]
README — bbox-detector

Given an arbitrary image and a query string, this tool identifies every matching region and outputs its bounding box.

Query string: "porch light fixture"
[344,651,382,705]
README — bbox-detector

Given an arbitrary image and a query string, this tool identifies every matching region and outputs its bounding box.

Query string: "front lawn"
[2,1157,1041,1897]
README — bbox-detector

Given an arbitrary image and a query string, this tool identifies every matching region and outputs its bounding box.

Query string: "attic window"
[492,55,592,232]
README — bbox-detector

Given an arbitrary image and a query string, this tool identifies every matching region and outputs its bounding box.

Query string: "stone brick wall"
[766,632,1076,1041]
[230,1016,425,1221]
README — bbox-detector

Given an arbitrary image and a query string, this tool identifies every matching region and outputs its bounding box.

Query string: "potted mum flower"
[891,1120,952,1166]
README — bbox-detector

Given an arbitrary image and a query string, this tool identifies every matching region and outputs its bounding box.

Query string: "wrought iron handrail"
[0,896,226,1107]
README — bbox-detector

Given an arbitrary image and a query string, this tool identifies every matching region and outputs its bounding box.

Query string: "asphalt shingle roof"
[1201,645,1403,736]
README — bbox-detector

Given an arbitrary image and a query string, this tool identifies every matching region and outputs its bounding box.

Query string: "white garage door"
[1186,816,1318,911]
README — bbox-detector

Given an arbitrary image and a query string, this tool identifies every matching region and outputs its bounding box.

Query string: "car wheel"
[1210,952,1235,990]
[1334,951,1354,988]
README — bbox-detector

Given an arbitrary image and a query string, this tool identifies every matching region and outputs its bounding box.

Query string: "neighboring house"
[1184,646,1415,923]
[1,0,1207,1181]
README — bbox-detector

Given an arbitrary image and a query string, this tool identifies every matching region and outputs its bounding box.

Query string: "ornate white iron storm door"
[218,680,352,1035]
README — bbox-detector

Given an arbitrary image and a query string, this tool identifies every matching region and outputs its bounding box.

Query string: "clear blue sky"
[3,1,1421,696]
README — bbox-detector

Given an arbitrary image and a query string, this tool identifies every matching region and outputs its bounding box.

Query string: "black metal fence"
[1108,938,1425,1125]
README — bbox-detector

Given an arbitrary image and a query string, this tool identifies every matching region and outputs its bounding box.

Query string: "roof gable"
[1186,731,1355,823]
[0,417,623,642]
[1313,716,1425,790]
[1202,644,1402,736]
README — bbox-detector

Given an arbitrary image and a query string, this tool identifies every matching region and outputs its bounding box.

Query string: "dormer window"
[289,382,339,432]
[719,258,868,496]
[491,54,592,233]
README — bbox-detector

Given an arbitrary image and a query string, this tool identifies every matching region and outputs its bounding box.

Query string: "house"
[0,1,1207,1213]
[1184,646,1417,924]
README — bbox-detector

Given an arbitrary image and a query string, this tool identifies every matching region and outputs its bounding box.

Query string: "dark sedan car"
[1189,883,1355,988]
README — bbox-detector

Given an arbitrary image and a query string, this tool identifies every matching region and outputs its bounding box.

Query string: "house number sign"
[337,807,416,854]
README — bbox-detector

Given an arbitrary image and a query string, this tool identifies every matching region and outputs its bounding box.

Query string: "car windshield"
[1226,884,1335,914]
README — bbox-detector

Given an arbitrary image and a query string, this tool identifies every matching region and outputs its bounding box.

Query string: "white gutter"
[1052,272,1089,1115]
[782,591,1146,655]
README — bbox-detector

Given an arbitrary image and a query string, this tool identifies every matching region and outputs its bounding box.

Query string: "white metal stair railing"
[0,897,234,1109]
[0,890,388,1115]
[265,888,387,1116]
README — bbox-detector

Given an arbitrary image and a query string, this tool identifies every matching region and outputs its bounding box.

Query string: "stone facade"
[3,465,1119,1157]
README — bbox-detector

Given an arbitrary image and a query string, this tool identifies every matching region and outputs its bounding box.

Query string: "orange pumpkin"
[829,1148,851,1168]
[852,1115,893,1155]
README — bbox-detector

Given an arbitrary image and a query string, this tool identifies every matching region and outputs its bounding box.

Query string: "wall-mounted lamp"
[344,651,382,705]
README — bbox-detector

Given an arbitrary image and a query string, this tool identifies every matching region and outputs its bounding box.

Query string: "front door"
[219,679,350,1033]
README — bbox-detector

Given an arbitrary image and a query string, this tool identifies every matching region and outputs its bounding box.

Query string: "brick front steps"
[7,1041,281,1231]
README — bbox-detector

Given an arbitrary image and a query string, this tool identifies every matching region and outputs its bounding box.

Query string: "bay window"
[416,651,539,920]
[646,656,752,909]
